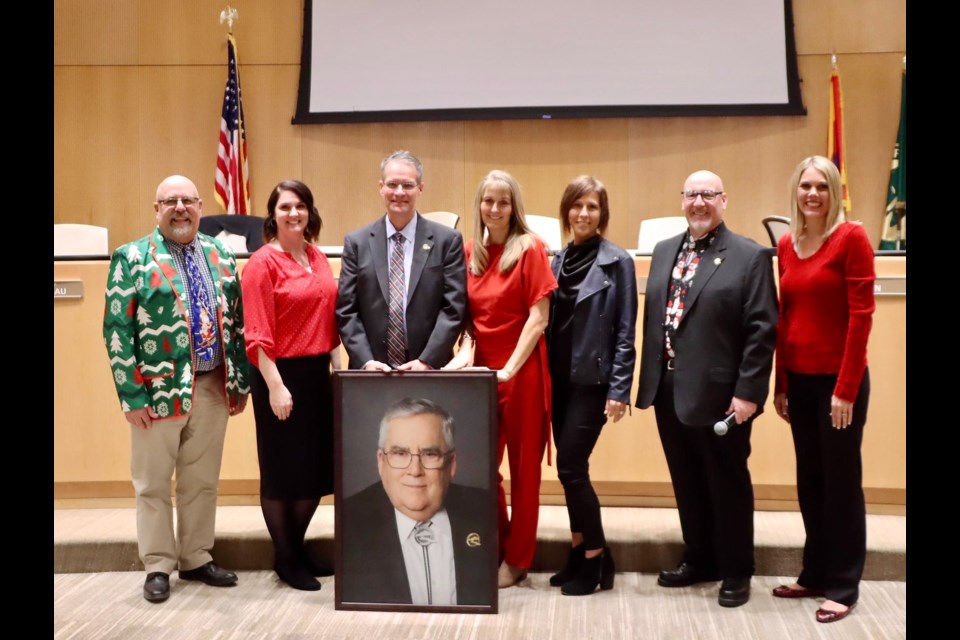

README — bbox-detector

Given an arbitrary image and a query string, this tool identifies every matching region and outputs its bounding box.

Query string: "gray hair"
[378,397,455,450]
[380,150,423,183]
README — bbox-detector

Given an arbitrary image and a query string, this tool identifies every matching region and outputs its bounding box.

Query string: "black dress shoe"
[143,572,170,602]
[178,562,238,587]
[657,562,720,588]
[718,577,751,607]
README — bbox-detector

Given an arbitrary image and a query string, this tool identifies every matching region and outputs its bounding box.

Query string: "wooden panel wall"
[54,257,906,505]
[54,0,907,251]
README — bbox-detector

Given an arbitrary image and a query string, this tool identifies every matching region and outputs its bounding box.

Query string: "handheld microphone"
[713,413,737,436]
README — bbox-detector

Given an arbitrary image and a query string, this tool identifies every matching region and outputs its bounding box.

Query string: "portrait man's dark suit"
[336,214,466,368]
[340,482,493,605]
[635,170,777,607]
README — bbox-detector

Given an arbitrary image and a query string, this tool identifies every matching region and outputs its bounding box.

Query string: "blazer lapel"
[576,240,616,304]
[368,218,390,303]
[647,233,686,314]
[149,229,189,316]
[407,214,433,303]
[680,225,728,323]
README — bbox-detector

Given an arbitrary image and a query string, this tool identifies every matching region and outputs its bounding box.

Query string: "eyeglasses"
[681,190,724,202]
[383,181,420,193]
[381,447,453,469]
[158,196,200,208]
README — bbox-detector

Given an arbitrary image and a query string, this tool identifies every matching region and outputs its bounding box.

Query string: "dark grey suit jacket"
[336,213,467,369]
[339,482,494,606]
[635,223,778,425]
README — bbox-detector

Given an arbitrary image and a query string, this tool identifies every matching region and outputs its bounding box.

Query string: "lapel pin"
[714,257,722,266]
[466,532,481,547]
[422,243,431,251]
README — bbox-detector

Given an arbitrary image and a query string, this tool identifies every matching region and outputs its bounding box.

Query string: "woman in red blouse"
[241,180,341,591]
[771,156,875,623]
[445,170,557,588]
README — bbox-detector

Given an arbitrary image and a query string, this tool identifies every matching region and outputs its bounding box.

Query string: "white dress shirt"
[384,213,418,327]
[394,507,457,605]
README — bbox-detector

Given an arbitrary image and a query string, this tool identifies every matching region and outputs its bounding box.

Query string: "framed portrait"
[333,370,499,613]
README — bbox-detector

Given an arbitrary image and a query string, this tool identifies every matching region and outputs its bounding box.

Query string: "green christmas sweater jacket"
[103,228,250,419]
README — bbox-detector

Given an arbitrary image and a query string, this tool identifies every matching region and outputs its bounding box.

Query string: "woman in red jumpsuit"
[445,169,557,588]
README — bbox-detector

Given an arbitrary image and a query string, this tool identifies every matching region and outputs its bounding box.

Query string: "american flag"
[215,34,250,215]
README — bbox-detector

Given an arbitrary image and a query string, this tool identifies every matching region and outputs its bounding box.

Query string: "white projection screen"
[294,0,804,124]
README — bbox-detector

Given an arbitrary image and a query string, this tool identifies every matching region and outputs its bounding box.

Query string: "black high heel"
[561,547,615,596]
[549,544,585,587]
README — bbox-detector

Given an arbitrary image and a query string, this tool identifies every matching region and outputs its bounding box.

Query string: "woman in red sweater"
[771,156,875,623]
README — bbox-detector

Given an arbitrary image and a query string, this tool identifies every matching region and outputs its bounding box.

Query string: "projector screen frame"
[293,0,806,125]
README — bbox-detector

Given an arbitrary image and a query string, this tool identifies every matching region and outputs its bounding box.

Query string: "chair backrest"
[197,214,266,255]
[761,215,791,247]
[421,211,459,229]
[525,214,562,252]
[636,216,688,253]
[54,224,109,257]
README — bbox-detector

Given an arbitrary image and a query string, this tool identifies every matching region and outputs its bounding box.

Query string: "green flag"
[880,70,906,250]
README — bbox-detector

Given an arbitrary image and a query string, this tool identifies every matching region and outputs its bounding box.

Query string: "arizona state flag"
[880,70,906,250]
[827,68,852,214]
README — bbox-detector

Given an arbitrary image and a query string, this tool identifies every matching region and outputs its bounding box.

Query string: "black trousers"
[552,378,609,549]
[654,369,755,578]
[787,369,870,606]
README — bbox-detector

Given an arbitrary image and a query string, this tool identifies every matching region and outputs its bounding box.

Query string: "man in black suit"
[336,150,467,370]
[636,170,778,608]
[340,398,493,606]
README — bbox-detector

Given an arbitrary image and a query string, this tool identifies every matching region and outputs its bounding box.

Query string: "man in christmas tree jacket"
[103,175,250,603]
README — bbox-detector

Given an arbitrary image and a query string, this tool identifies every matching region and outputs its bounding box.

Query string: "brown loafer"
[816,602,856,623]
[772,584,826,598]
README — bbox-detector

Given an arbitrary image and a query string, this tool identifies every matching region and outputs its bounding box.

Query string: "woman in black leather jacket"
[546,175,638,596]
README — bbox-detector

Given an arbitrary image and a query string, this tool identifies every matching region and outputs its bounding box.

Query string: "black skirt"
[250,354,334,500]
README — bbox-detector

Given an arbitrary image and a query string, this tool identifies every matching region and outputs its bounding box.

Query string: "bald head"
[681,170,727,239]
[156,175,199,202]
[154,175,203,243]
[684,170,724,193]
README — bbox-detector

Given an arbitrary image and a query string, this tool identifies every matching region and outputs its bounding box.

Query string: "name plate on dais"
[54,281,84,300]
[875,276,906,297]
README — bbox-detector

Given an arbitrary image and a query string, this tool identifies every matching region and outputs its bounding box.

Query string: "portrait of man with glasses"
[339,397,493,608]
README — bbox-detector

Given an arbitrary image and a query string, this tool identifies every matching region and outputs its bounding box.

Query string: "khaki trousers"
[130,367,229,575]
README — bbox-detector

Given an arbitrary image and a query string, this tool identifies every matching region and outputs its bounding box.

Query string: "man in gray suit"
[336,150,467,370]
[636,170,778,608]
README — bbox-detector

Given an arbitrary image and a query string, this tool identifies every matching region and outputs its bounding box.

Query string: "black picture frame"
[333,370,499,613]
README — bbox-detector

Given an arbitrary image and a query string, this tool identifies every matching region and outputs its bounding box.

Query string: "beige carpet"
[53,571,906,639]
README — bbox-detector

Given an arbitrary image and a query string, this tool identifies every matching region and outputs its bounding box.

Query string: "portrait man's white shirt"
[395,507,457,605]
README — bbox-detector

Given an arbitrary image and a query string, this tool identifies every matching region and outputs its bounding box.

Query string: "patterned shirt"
[662,229,718,359]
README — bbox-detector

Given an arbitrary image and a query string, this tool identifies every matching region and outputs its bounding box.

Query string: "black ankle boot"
[549,544,585,587]
[561,547,615,596]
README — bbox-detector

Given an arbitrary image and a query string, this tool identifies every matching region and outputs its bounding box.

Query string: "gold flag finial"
[219,6,238,34]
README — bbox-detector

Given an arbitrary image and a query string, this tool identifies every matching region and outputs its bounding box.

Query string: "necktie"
[387,232,407,367]
[184,246,217,363]
[413,521,435,604]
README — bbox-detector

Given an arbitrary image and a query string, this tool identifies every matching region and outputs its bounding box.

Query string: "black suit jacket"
[336,213,467,369]
[340,482,494,606]
[635,223,778,425]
